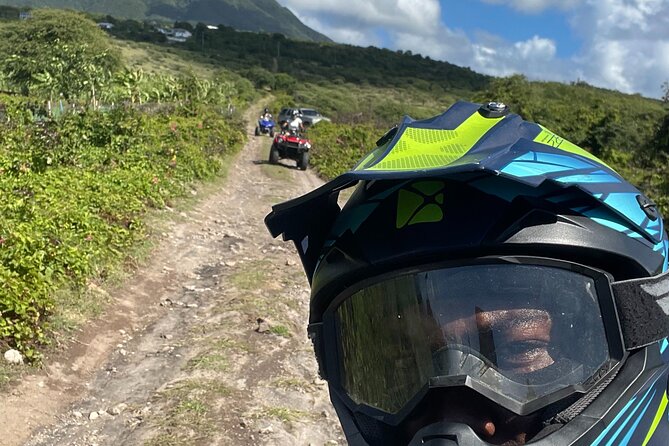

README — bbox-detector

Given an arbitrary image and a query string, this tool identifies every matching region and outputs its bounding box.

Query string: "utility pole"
[273,40,281,72]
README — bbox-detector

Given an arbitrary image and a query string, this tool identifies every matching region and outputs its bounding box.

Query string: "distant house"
[156,27,193,43]
[97,22,114,30]
[173,28,193,39]
[207,25,218,30]
[19,11,31,20]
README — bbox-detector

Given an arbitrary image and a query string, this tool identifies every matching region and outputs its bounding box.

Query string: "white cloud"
[481,0,585,13]
[490,36,558,78]
[514,35,556,60]
[290,12,381,46]
[571,0,669,96]
[398,32,560,81]
[390,28,474,67]
[278,0,441,35]
[276,0,669,98]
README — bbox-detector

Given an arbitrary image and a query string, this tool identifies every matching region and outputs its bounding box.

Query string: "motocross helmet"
[265,101,669,445]
[264,107,270,114]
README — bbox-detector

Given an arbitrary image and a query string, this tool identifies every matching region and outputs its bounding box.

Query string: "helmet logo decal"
[396,181,445,228]
[534,126,614,170]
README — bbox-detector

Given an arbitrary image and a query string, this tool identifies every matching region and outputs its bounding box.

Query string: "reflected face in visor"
[327,260,616,444]
[439,307,554,375]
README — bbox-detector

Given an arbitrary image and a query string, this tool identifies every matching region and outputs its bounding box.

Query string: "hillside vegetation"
[0,0,331,41]
[0,9,254,362]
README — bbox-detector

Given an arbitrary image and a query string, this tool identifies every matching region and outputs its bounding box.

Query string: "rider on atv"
[260,107,273,120]
[285,110,304,135]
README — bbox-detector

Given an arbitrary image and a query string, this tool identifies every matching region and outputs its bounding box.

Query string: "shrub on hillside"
[0,95,245,360]
[308,122,379,180]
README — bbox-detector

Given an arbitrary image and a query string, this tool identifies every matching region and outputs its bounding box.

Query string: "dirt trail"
[0,105,345,446]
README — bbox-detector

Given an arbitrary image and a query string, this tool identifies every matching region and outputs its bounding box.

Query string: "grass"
[256,136,294,183]
[144,435,186,446]
[48,286,109,334]
[214,337,256,353]
[228,259,274,291]
[144,379,232,446]
[275,80,465,128]
[261,407,312,423]
[187,352,229,372]
[272,377,311,391]
[269,324,291,338]
[45,226,159,344]
[0,364,21,392]
[176,399,208,415]
[260,162,293,182]
[149,399,214,444]
[113,40,219,78]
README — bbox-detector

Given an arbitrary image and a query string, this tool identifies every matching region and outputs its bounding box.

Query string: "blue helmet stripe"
[618,390,658,445]
[603,388,655,446]
[591,385,653,445]
[591,397,637,445]
[555,173,623,184]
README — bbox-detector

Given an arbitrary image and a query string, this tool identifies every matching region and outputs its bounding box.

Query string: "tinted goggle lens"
[333,264,612,414]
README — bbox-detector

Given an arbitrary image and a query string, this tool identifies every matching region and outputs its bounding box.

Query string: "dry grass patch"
[187,352,229,372]
[145,379,232,446]
[229,260,276,291]
[259,407,313,423]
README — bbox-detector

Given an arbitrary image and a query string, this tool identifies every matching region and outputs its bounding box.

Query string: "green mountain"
[0,0,331,42]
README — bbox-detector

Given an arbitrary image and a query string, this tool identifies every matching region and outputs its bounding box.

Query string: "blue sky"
[276,0,669,99]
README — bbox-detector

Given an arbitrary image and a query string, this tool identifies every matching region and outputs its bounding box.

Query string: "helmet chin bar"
[330,382,552,446]
[407,423,486,446]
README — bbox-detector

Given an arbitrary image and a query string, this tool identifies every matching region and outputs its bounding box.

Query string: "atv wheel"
[254,126,260,136]
[269,145,279,164]
[269,129,274,137]
[298,151,309,170]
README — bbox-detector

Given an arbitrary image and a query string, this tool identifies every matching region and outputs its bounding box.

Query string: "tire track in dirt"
[0,103,345,446]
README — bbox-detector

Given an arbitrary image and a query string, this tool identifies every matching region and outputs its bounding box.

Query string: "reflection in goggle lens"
[335,264,610,414]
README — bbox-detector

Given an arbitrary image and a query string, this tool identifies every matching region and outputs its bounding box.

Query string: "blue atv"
[255,118,275,137]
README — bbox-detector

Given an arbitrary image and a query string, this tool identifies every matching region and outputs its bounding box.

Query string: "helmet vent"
[478,101,510,118]
[636,194,659,221]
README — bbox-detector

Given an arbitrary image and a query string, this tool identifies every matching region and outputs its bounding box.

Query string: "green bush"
[0,94,246,359]
[308,122,379,180]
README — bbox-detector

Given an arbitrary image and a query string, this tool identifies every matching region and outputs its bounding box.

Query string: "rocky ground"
[0,105,345,446]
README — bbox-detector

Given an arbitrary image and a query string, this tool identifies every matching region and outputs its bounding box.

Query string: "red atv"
[268,130,311,170]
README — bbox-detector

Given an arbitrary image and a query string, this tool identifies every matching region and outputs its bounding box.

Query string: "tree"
[475,74,535,120]
[273,73,297,94]
[0,9,122,101]
[242,67,275,89]
[174,21,194,32]
[651,81,669,153]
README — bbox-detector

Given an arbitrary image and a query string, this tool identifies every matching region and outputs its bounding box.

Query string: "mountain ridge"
[0,0,332,42]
